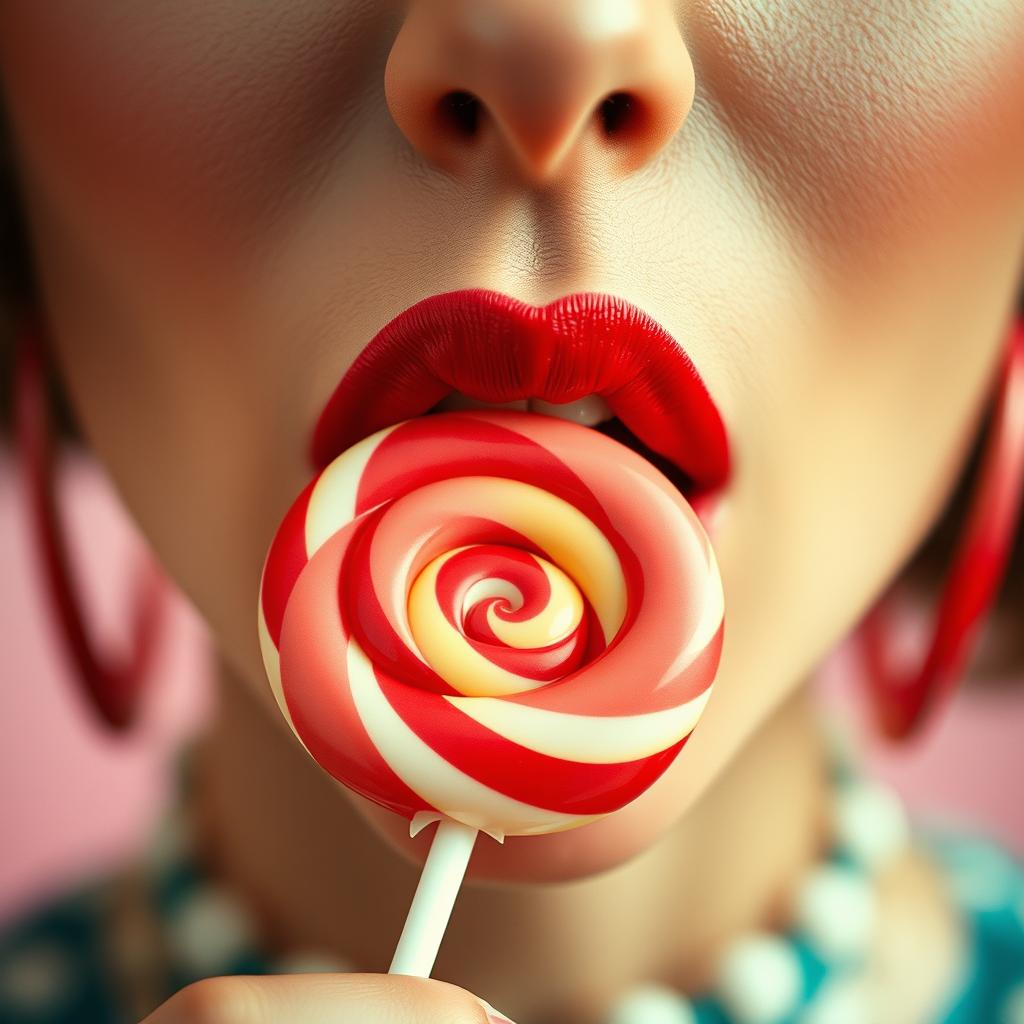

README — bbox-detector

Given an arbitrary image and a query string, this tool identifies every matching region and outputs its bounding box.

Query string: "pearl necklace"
[605,739,912,1024]
[129,728,911,1024]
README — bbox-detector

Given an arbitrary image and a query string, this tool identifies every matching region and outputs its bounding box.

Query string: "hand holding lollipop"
[259,409,723,977]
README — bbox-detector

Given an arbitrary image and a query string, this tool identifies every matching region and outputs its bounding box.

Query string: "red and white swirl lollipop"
[258,409,723,975]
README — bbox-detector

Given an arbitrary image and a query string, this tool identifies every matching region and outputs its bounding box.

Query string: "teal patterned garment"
[924,830,1024,1024]
[0,813,1022,1023]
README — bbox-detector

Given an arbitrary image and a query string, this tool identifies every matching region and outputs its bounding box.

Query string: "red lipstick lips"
[312,289,730,499]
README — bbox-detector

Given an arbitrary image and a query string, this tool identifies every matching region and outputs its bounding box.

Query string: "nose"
[384,0,695,185]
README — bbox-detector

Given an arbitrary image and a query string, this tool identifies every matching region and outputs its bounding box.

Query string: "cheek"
[672,0,1024,748]
[689,0,1024,266]
[711,285,1015,764]
[0,3,395,678]
[0,3,391,261]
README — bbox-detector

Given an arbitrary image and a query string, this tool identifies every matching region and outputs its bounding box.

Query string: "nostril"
[437,90,481,137]
[598,91,640,136]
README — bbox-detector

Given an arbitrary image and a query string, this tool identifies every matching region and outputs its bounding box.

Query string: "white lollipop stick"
[389,819,479,977]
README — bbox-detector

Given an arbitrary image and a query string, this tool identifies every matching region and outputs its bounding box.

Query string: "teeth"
[432,392,614,428]
[433,394,530,413]
[529,395,613,427]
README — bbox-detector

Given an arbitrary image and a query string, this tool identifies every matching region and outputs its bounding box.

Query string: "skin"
[1,1,1022,1020]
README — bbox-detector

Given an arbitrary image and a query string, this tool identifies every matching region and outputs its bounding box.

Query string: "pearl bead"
[0,941,76,1014]
[716,934,803,1024]
[166,886,255,975]
[794,865,876,964]
[832,781,909,873]
[799,975,870,1024]
[606,983,696,1024]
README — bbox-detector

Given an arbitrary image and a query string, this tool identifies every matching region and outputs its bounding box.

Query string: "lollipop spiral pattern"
[259,410,723,838]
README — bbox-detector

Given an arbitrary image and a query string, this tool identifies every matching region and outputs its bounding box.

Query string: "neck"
[194,666,830,1023]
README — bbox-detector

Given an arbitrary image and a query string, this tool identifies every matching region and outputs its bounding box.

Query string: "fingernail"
[479,998,517,1023]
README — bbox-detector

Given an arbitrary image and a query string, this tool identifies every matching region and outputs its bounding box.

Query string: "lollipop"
[259,409,724,975]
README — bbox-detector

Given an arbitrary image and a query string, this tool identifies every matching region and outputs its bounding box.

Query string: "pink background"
[0,450,211,926]
[1,450,1022,928]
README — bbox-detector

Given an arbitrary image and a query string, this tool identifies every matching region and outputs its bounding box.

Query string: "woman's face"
[2,1,1022,877]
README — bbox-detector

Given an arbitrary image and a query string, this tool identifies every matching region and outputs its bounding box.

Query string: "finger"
[139,972,513,1024]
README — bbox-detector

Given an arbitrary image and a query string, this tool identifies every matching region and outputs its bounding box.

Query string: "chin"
[354,742,709,885]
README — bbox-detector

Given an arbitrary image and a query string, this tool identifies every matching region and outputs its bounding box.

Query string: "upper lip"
[311,289,731,496]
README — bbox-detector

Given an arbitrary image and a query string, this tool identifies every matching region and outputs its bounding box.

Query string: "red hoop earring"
[856,315,1024,740]
[14,318,167,731]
